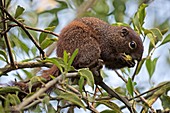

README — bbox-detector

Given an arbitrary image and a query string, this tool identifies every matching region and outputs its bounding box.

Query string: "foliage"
[0,0,170,113]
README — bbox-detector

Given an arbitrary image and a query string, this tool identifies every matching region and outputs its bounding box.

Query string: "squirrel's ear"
[120,27,129,37]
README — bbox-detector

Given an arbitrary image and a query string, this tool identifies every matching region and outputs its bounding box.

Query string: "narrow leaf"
[138,4,148,26]
[40,38,57,50]
[45,58,63,73]
[132,3,148,34]
[0,87,21,95]
[101,110,119,113]
[126,77,134,97]
[7,94,20,105]
[150,28,163,41]
[15,5,25,18]
[39,26,56,44]
[97,100,121,113]
[22,69,33,79]
[78,76,85,93]
[68,49,78,67]
[0,50,8,63]
[160,94,170,110]
[160,34,170,46]
[146,58,158,79]
[63,50,69,64]
[58,91,86,110]
[78,68,94,89]
[112,22,130,27]
[144,82,170,108]
[0,102,5,113]
[135,58,145,75]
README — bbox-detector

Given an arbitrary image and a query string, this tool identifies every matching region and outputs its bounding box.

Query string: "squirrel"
[29,17,144,112]
[42,17,143,80]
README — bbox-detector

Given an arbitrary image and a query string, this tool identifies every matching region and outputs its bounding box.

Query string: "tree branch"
[99,81,136,113]
[13,72,78,111]
[0,62,52,75]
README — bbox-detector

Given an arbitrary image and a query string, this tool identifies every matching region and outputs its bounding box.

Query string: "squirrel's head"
[105,26,144,69]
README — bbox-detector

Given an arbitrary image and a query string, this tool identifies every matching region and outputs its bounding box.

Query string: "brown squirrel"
[42,17,143,80]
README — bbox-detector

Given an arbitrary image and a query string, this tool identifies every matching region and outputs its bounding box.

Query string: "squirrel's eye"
[129,41,137,49]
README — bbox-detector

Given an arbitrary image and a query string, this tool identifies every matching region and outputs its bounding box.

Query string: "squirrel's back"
[42,17,143,79]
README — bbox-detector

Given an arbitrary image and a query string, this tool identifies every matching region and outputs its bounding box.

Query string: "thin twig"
[132,61,140,81]
[114,70,127,82]
[129,82,169,101]
[134,90,156,113]
[0,25,12,35]
[0,62,52,75]
[23,99,42,110]
[8,24,59,37]
[114,70,156,113]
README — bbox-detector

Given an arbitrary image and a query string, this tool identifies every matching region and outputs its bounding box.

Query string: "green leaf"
[112,22,130,27]
[11,34,29,54]
[142,82,170,111]
[126,77,134,97]
[138,4,148,26]
[160,94,170,110]
[135,58,145,75]
[42,95,50,107]
[34,105,42,112]
[78,76,85,93]
[0,102,5,113]
[143,29,156,47]
[144,28,163,49]
[31,46,37,56]
[68,49,78,67]
[0,50,8,63]
[0,87,21,95]
[112,0,126,22]
[14,5,25,18]
[150,28,163,41]
[39,26,56,44]
[28,76,44,93]
[160,34,170,46]
[6,94,21,105]
[97,100,122,113]
[101,110,120,113]
[57,91,86,110]
[45,58,63,73]
[78,68,94,89]
[145,58,158,79]
[63,50,69,65]
[115,87,126,96]
[0,56,5,62]
[40,38,57,50]
[100,69,108,78]
[132,3,148,34]
[93,0,109,14]
[22,69,33,79]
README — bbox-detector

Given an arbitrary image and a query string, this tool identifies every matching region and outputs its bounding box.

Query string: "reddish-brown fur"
[42,17,143,79]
